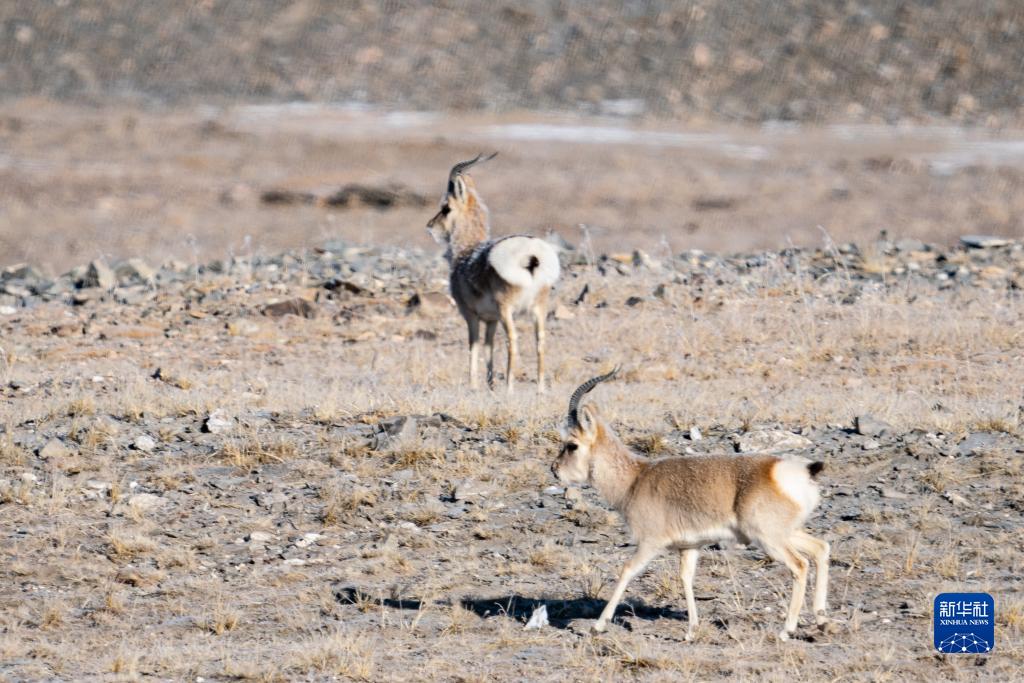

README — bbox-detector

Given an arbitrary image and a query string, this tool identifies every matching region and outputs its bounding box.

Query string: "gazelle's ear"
[578,405,599,438]
[453,176,468,202]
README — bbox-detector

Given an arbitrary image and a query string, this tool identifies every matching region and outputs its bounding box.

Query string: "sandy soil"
[2,101,1024,277]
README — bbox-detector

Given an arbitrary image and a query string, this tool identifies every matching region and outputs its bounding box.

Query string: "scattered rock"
[406,291,451,315]
[294,533,322,548]
[254,491,287,508]
[453,479,494,502]
[202,410,234,434]
[689,427,703,441]
[79,260,117,289]
[552,303,575,320]
[957,432,999,456]
[246,531,274,543]
[734,429,813,453]
[260,189,316,205]
[38,438,71,460]
[127,492,164,512]
[132,435,157,452]
[862,438,881,451]
[374,415,418,449]
[322,183,429,209]
[115,258,156,285]
[855,415,892,438]
[262,298,317,319]
[943,491,972,508]
[960,235,1010,249]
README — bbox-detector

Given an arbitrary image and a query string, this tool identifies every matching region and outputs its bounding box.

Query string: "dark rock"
[855,415,892,437]
[262,298,317,319]
[957,432,1000,456]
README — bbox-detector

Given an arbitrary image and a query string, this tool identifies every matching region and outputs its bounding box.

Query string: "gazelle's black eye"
[440,204,451,216]
[565,443,578,452]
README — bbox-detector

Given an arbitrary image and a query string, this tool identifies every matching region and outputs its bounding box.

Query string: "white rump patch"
[488,236,560,296]
[771,457,820,517]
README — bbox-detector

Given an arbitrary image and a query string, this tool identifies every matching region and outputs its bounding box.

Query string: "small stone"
[226,318,260,337]
[553,304,575,320]
[20,472,38,484]
[255,492,287,508]
[374,416,418,449]
[854,415,892,437]
[132,435,157,452]
[894,238,926,253]
[262,298,317,319]
[862,438,881,451]
[406,291,452,316]
[294,533,322,548]
[202,410,234,434]
[944,491,971,508]
[283,557,307,566]
[0,305,16,315]
[524,604,549,630]
[38,438,71,460]
[564,487,584,503]
[734,430,813,453]
[960,235,1010,249]
[453,479,494,501]
[80,260,117,289]
[246,531,274,543]
[957,432,999,456]
[625,296,645,307]
[127,493,164,511]
[689,427,703,441]
[115,258,156,285]
[543,485,565,496]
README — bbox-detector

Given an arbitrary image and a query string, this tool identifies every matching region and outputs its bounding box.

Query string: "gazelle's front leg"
[593,542,661,633]
[499,308,517,394]
[466,316,481,389]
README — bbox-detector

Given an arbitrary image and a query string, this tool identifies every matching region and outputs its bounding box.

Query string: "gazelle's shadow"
[459,594,687,630]
[335,586,690,631]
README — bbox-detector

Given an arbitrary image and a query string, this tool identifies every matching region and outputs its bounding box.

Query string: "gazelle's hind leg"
[484,321,497,389]
[499,307,517,395]
[679,548,699,641]
[532,298,547,393]
[466,316,481,390]
[791,531,829,626]
[761,539,810,640]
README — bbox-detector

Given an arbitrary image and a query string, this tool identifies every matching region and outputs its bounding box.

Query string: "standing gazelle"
[552,370,831,640]
[426,153,560,393]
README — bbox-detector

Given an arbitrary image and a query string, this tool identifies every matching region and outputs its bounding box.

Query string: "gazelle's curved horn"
[567,366,620,429]
[447,152,498,194]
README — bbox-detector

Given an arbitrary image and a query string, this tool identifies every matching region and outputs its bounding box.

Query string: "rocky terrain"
[3,1,1024,126]
[2,233,1023,680]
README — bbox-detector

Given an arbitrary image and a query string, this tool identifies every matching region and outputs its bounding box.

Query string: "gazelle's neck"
[589,423,643,511]
[447,192,491,261]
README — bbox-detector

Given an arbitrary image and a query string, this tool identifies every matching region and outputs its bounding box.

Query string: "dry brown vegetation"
[2,238,1023,680]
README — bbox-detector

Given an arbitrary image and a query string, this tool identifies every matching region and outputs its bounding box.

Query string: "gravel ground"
[2,235,1023,680]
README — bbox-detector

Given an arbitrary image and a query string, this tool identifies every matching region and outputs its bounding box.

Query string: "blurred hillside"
[2,0,1022,124]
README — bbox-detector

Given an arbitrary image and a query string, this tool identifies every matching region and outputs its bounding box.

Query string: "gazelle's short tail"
[488,236,560,291]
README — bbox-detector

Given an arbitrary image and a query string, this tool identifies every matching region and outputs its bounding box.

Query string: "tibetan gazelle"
[552,370,831,640]
[426,153,560,393]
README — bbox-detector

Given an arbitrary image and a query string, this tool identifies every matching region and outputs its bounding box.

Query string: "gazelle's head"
[426,153,496,250]
[552,368,620,484]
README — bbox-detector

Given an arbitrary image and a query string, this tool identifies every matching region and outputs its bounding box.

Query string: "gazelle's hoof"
[685,630,696,642]
[590,622,607,634]
[777,629,792,642]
